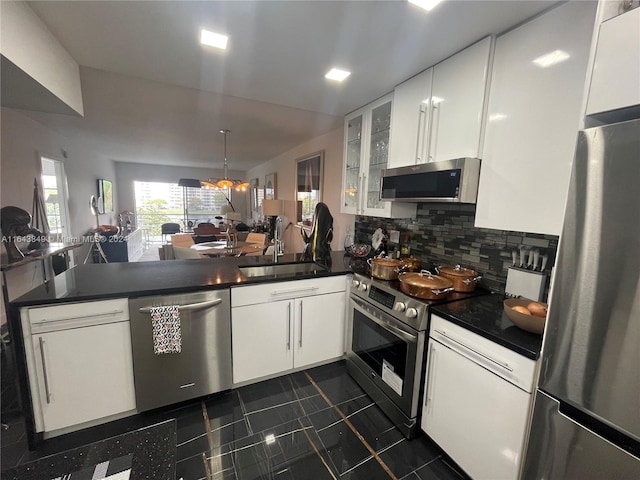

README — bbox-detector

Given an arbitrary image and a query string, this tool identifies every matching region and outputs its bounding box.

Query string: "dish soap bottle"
[400,234,411,257]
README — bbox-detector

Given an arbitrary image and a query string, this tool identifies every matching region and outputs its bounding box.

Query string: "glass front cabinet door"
[342,112,363,213]
[341,93,416,219]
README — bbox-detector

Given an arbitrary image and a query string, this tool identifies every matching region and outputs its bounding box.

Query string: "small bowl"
[503,298,547,334]
[347,244,371,257]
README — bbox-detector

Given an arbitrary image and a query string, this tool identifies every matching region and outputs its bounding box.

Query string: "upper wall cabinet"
[586,7,640,118]
[388,37,492,169]
[475,1,597,236]
[341,94,416,218]
[388,68,433,168]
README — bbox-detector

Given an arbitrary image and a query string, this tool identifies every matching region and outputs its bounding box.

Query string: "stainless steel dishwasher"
[129,289,232,412]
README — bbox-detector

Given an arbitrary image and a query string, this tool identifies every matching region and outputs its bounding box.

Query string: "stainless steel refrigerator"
[523,118,640,478]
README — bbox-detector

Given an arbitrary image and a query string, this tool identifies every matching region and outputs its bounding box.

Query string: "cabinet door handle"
[286,303,291,351]
[425,344,436,415]
[298,300,303,348]
[270,286,318,297]
[434,329,513,372]
[416,104,427,163]
[360,173,367,213]
[428,99,440,162]
[33,309,125,326]
[138,298,222,314]
[39,337,52,404]
[357,174,363,213]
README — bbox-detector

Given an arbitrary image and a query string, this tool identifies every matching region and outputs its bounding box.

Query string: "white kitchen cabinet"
[231,277,346,384]
[341,95,416,218]
[292,292,345,368]
[21,299,136,434]
[388,37,491,169]
[422,315,537,480]
[429,36,492,163]
[586,7,640,117]
[232,300,293,383]
[475,1,597,235]
[388,68,433,168]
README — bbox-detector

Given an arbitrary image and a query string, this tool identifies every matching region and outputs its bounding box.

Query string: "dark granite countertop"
[2,419,176,480]
[430,293,543,360]
[10,251,355,307]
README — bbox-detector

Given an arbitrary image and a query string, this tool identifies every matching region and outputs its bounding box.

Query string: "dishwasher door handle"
[138,298,223,314]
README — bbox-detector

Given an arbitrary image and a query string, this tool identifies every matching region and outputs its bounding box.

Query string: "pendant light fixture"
[201,129,250,192]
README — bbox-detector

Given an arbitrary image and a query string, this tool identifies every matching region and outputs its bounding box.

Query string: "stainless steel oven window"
[347,296,423,417]
[352,307,408,381]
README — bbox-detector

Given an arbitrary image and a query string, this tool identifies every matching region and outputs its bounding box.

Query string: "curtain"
[31,178,50,235]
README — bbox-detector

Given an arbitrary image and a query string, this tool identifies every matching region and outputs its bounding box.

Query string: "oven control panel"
[368,286,395,310]
[350,274,428,330]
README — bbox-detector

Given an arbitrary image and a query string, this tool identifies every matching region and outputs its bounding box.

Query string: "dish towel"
[151,305,182,354]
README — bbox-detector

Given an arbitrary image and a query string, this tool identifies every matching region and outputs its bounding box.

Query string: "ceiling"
[19,0,559,172]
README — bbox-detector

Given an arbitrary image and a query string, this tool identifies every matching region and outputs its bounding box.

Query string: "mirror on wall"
[295,151,323,225]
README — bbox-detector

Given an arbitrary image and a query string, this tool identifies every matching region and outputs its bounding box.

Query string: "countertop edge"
[431,300,541,361]
[9,253,354,308]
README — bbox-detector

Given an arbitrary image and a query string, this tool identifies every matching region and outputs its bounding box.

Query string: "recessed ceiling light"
[532,50,570,68]
[408,0,444,12]
[325,68,351,82]
[200,29,228,50]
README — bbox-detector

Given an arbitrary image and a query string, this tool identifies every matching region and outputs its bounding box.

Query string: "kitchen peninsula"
[9,252,351,447]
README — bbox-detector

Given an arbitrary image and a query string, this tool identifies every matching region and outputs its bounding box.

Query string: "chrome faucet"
[273,216,283,262]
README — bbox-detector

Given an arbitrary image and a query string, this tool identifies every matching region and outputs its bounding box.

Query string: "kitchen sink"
[239,262,327,278]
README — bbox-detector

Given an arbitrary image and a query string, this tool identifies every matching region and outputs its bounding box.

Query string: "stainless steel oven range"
[346,272,481,438]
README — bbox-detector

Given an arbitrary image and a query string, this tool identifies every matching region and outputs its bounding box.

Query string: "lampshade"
[178,178,203,188]
[226,212,242,222]
[262,199,284,216]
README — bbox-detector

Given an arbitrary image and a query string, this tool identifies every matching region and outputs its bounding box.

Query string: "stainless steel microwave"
[380,158,481,203]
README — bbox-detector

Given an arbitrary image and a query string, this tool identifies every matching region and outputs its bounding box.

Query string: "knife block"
[505,267,547,301]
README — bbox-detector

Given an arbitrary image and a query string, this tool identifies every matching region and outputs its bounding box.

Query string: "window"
[296,151,324,224]
[41,156,71,242]
[134,181,232,235]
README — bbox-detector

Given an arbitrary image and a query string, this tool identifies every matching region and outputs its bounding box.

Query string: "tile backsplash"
[354,203,559,296]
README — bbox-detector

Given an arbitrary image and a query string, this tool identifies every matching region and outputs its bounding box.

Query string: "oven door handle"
[352,297,418,343]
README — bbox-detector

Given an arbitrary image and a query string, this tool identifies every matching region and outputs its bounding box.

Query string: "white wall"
[1,108,117,236]
[0,1,83,115]
[1,107,118,327]
[246,127,354,254]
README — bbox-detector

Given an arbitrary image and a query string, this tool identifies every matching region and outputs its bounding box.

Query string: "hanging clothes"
[301,202,333,263]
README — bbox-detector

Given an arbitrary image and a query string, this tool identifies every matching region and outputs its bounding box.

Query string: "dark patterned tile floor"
[1,360,468,479]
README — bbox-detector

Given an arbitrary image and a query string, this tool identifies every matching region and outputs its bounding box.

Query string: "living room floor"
[1,361,468,480]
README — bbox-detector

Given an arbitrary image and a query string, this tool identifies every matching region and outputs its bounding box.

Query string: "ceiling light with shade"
[201,129,250,192]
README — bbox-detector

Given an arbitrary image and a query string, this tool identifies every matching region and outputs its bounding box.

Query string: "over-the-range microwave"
[380,158,481,204]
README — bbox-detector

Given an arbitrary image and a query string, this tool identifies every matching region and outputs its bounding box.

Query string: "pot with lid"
[437,264,482,292]
[399,256,422,272]
[397,270,454,300]
[368,257,404,280]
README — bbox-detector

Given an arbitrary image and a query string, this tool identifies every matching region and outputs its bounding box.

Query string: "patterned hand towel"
[151,305,182,354]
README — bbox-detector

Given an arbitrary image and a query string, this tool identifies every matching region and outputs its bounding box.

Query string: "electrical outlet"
[389,230,400,244]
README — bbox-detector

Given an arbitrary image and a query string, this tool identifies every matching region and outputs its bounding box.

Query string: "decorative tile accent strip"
[354,204,559,295]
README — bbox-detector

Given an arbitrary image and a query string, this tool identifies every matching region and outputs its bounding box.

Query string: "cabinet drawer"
[232,276,346,307]
[26,299,129,333]
[430,314,537,393]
